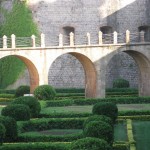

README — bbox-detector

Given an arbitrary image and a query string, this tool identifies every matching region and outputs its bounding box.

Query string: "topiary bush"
[92,102,118,123]
[83,121,114,145]
[83,115,113,128]
[0,116,17,142]
[34,85,56,100]
[12,96,41,118]
[1,104,30,121]
[70,137,112,150]
[0,123,6,146]
[15,85,30,97]
[113,78,130,88]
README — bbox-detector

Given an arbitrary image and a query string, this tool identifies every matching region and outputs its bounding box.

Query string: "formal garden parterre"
[0,84,150,150]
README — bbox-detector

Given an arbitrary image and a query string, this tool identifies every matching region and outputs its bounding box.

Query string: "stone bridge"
[0,31,150,98]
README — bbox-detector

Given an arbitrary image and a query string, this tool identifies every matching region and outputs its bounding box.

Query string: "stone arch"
[100,26,113,34]
[48,52,96,98]
[0,55,39,93]
[124,50,150,96]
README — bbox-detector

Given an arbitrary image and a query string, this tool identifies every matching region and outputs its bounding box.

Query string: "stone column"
[140,31,145,42]
[3,35,7,49]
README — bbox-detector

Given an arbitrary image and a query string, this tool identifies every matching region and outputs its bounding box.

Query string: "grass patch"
[114,122,127,142]
[133,121,150,150]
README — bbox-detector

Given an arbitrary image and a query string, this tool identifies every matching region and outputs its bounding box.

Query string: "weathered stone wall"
[1,0,150,89]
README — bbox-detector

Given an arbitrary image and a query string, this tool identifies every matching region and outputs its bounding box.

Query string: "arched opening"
[62,26,75,45]
[0,55,39,93]
[106,52,139,89]
[138,26,150,42]
[100,26,113,34]
[48,53,96,98]
[106,50,150,97]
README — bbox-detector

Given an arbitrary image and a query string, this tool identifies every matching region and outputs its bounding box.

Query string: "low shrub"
[0,89,16,94]
[0,142,69,150]
[0,116,17,142]
[18,131,83,142]
[0,123,6,145]
[83,121,114,144]
[83,115,113,128]
[113,78,130,88]
[1,104,30,121]
[0,94,14,98]
[12,96,41,118]
[92,102,118,123]
[55,88,84,93]
[70,137,112,150]
[18,118,85,133]
[34,85,56,100]
[15,85,30,97]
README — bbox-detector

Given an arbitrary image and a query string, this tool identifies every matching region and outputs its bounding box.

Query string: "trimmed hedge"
[34,85,56,100]
[18,131,83,142]
[0,142,69,150]
[83,121,114,144]
[0,89,16,94]
[18,118,85,133]
[1,104,30,121]
[70,137,112,150]
[39,112,91,118]
[15,85,30,97]
[12,96,41,118]
[56,88,85,93]
[0,116,17,142]
[73,97,150,105]
[92,102,118,123]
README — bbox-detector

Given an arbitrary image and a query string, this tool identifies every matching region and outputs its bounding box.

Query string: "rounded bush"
[92,102,118,123]
[0,123,6,145]
[1,104,30,121]
[83,121,113,144]
[0,116,17,142]
[15,85,30,97]
[34,85,56,100]
[70,137,112,150]
[113,78,129,88]
[12,96,41,118]
[83,115,113,128]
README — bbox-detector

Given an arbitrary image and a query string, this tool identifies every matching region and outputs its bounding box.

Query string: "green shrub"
[92,102,118,123]
[12,96,41,118]
[34,85,56,100]
[0,142,69,150]
[1,104,30,121]
[83,121,113,144]
[83,115,113,128]
[113,78,130,88]
[15,85,30,97]
[0,123,6,146]
[70,137,112,150]
[0,116,17,142]
[56,88,84,93]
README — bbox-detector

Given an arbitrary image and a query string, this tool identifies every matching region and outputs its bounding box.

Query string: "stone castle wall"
[1,0,150,89]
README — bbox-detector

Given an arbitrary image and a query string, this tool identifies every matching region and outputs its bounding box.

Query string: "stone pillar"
[113,31,118,44]
[59,34,63,47]
[41,33,45,48]
[87,33,91,45]
[11,34,16,48]
[140,31,145,42]
[126,30,130,44]
[3,35,7,49]
[99,31,103,45]
[70,32,74,46]
[31,35,36,48]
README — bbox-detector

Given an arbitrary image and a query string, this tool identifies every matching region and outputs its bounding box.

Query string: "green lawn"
[20,129,83,136]
[40,104,150,114]
[114,122,127,142]
[133,121,150,150]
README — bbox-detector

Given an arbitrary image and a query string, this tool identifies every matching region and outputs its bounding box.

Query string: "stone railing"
[0,30,147,49]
